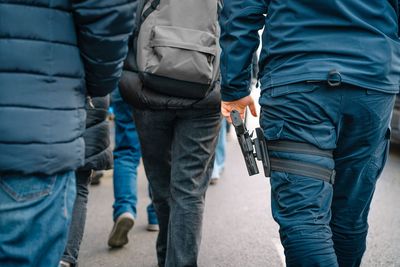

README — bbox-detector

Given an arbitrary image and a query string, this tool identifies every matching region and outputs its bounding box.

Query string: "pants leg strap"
[267,140,335,184]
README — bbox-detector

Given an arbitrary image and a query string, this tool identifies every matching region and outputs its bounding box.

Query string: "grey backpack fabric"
[132,0,221,99]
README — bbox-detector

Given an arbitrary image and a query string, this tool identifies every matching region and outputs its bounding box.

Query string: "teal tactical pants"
[260,82,395,267]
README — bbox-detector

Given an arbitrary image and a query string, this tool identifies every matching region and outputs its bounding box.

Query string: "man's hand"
[221,95,257,123]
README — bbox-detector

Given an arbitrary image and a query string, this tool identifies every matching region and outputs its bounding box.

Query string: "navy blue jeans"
[0,171,76,267]
[134,108,220,267]
[260,82,395,267]
[111,89,157,222]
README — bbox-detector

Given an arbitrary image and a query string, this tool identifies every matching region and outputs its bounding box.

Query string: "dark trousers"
[260,82,395,267]
[61,170,91,266]
[134,108,220,267]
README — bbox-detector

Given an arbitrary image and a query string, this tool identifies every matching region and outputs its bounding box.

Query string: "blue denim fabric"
[147,187,158,225]
[259,82,395,267]
[134,108,220,267]
[0,171,76,267]
[61,170,92,266]
[212,118,227,179]
[111,89,157,223]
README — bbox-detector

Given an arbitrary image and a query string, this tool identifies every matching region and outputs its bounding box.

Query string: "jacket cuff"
[86,80,118,97]
[221,86,251,102]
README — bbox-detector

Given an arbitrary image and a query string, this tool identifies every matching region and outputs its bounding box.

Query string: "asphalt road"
[78,134,400,267]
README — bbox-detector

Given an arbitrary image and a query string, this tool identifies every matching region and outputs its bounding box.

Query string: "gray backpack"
[131,0,221,99]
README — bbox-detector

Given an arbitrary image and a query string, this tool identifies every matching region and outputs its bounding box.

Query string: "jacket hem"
[260,73,400,94]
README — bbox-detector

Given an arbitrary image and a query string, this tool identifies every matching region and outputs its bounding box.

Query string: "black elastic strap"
[270,158,335,184]
[267,140,335,184]
[268,140,333,158]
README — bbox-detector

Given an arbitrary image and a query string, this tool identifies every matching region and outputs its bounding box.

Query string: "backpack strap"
[142,0,160,20]
[130,0,160,71]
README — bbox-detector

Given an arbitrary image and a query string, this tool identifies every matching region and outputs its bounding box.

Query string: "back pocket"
[271,82,319,98]
[0,174,56,202]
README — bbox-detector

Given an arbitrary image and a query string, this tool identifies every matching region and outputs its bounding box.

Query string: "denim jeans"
[0,171,76,267]
[61,170,92,266]
[211,118,227,179]
[134,108,220,267]
[111,89,157,222]
[259,82,395,267]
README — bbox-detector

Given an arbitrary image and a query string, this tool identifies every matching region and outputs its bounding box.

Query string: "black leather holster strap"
[267,140,336,184]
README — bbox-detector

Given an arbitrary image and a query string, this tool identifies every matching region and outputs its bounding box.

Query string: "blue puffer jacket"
[0,0,136,175]
[220,0,400,101]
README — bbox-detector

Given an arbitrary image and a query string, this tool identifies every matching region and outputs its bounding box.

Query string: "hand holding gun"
[230,110,271,177]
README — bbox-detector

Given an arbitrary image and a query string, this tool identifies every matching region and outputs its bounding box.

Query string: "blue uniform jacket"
[220,0,400,101]
[0,0,136,175]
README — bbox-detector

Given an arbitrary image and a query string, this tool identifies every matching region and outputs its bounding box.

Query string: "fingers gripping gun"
[230,110,271,177]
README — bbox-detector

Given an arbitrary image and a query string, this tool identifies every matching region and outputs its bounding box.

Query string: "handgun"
[230,110,271,177]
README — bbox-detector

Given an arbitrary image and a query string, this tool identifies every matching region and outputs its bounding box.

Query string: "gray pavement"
[78,135,400,267]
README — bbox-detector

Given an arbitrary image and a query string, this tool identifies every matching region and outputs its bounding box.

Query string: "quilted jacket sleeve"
[219,0,267,101]
[72,0,137,97]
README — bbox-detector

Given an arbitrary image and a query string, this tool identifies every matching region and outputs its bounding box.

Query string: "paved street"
[78,131,400,266]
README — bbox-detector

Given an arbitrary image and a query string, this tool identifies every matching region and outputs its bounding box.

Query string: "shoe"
[108,212,135,248]
[59,261,71,267]
[147,204,159,232]
[90,171,103,185]
[210,177,219,185]
[147,223,160,232]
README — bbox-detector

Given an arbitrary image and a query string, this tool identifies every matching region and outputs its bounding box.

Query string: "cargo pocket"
[366,128,391,182]
[259,83,320,131]
[271,82,319,98]
[0,174,56,202]
[262,119,285,141]
[260,82,332,147]
[146,25,217,85]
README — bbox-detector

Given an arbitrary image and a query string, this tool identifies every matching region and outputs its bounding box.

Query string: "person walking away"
[119,0,222,265]
[107,88,159,249]
[0,0,135,266]
[219,1,399,266]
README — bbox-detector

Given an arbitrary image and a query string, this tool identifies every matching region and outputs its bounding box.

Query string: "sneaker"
[90,171,103,186]
[59,261,71,267]
[108,212,135,248]
[147,203,159,232]
[209,177,219,185]
[147,223,160,232]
